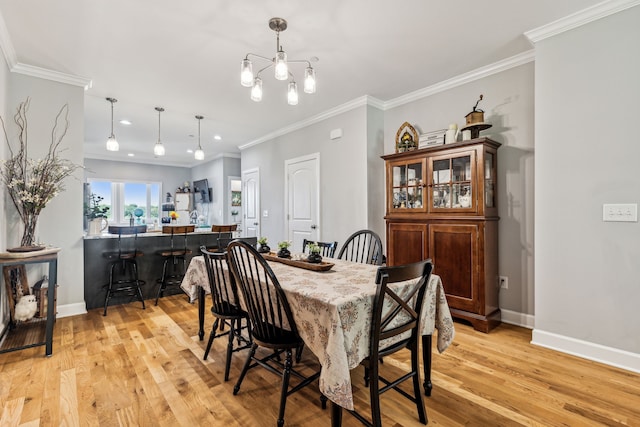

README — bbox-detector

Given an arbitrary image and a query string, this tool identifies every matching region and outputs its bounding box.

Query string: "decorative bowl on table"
[307,253,322,263]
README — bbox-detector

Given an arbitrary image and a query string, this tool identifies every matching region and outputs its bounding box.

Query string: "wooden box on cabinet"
[382,137,501,332]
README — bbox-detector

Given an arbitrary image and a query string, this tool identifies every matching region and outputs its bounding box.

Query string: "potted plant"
[257,237,270,253]
[277,240,291,258]
[306,242,322,263]
[85,193,109,235]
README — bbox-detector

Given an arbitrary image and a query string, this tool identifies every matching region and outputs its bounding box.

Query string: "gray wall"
[84,157,191,215]
[533,6,640,361]
[383,64,536,321]
[240,105,375,246]
[2,69,85,316]
[190,155,241,225]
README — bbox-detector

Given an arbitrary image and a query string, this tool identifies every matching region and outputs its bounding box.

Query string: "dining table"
[180,253,455,425]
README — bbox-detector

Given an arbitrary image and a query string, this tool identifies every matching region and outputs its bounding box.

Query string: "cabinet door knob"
[311,224,317,230]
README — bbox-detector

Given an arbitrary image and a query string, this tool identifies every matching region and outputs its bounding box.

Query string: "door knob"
[310,224,317,230]
[254,222,259,226]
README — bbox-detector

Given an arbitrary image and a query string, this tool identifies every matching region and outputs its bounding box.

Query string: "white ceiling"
[0,0,605,167]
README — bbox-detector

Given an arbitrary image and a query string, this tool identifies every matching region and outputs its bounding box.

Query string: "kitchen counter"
[83,229,230,310]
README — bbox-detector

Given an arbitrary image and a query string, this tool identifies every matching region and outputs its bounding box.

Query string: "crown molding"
[0,9,91,88]
[11,62,92,88]
[384,50,535,109]
[239,95,383,150]
[525,0,640,43]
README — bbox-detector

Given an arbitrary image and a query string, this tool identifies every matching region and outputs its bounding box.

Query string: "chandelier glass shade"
[194,115,204,160]
[153,107,165,156]
[240,17,316,105]
[105,97,119,151]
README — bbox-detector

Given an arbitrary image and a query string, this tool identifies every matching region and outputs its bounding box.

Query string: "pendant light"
[194,115,204,160]
[153,107,165,156]
[105,97,119,151]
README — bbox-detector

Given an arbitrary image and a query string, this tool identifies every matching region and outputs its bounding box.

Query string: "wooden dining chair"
[302,239,338,258]
[348,259,433,427]
[337,229,384,266]
[226,240,324,427]
[200,247,251,381]
[217,236,257,251]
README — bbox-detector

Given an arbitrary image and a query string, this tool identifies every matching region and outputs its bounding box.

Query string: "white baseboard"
[56,303,87,318]
[500,309,535,329]
[532,329,640,374]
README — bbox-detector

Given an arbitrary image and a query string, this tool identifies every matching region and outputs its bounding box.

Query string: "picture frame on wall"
[231,191,242,206]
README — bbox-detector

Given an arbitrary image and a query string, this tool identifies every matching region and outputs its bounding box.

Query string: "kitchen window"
[87,179,161,225]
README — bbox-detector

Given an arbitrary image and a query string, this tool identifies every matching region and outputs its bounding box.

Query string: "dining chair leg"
[277,349,294,427]
[369,362,382,427]
[411,343,427,424]
[224,319,235,381]
[203,318,220,360]
[233,343,257,395]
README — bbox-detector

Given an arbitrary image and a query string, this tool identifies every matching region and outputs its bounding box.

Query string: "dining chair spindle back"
[302,239,338,258]
[226,240,324,427]
[337,229,384,266]
[200,246,251,381]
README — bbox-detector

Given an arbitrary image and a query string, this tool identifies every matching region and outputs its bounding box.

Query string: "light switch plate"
[603,203,638,222]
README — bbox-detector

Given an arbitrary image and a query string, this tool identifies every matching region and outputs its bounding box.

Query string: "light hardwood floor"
[1,294,639,426]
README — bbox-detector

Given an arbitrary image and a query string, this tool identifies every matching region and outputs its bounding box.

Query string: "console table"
[0,250,59,356]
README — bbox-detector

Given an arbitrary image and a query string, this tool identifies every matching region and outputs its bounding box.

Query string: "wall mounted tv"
[193,179,212,203]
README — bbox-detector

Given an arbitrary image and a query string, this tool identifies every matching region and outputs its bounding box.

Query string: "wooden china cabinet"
[382,137,501,332]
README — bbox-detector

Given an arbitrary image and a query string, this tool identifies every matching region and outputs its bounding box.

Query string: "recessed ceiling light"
[187,149,193,153]
[214,135,222,140]
[120,119,132,125]
[127,153,135,157]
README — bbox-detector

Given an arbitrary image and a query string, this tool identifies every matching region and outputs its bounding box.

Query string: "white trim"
[10,62,92,88]
[532,329,640,374]
[500,309,535,329]
[239,96,382,150]
[385,50,535,109]
[525,0,640,43]
[56,302,88,318]
[0,9,91,88]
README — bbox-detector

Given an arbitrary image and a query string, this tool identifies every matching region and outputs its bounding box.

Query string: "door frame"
[284,152,320,243]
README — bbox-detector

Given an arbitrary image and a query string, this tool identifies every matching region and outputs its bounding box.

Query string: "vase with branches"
[0,98,81,249]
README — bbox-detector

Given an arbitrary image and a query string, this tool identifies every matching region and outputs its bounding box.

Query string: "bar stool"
[103,225,147,316]
[155,224,195,305]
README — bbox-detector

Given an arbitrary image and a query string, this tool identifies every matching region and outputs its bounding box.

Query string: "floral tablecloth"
[181,255,455,410]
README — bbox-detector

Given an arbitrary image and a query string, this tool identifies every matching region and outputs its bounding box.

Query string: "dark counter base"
[84,233,221,310]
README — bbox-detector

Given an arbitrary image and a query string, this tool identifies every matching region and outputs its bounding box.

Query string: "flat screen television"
[193,178,212,203]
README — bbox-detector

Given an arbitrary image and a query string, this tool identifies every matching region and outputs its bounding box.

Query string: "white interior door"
[242,168,260,237]
[285,154,319,252]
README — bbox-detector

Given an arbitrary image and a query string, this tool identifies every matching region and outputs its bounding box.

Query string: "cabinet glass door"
[485,152,495,208]
[391,161,424,210]
[431,154,473,210]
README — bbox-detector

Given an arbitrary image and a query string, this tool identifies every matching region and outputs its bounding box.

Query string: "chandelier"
[105,97,119,151]
[240,17,317,105]
[153,107,165,156]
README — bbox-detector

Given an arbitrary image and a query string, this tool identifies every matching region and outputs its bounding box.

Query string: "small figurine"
[15,294,37,321]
